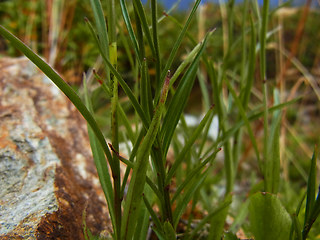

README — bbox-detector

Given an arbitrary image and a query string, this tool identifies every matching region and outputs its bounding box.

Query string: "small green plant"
[1,0,319,239]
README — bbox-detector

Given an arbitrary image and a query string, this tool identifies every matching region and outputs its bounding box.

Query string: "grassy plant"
[1,0,320,239]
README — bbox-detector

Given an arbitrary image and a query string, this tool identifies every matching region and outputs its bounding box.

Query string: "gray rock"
[0,57,110,239]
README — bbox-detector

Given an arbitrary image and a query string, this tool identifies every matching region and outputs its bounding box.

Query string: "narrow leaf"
[119,0,141,66]
[166,106,214,184]
[164,221,176,240]
[186,196,232,240]
[161,32,211,157]
[156,0,202,100]
[121,74,170,240]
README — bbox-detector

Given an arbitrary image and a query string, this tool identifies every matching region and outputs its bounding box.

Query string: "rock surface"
[0,57,110,239]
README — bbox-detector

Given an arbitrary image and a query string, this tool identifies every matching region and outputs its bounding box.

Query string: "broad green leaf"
[249,192,292,240]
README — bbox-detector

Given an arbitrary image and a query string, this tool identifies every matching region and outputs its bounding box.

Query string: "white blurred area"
[184,114,219,140]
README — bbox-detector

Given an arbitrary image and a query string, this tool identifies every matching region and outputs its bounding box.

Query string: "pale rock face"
[0,57,110,239]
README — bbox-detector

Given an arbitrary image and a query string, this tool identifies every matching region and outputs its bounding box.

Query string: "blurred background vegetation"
[1,0,320,238]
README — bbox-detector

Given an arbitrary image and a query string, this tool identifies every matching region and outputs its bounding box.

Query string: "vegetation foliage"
[1,0,320,239]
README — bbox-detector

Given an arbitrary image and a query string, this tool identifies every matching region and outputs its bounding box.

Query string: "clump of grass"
[1,0,320,239]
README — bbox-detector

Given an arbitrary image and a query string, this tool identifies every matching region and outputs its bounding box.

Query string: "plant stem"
[260,0,270,191]
[107,1,121,238]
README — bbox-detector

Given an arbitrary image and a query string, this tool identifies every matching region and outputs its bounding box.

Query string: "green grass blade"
[305,146,318,221]
[169,38,207,88]
[198,113,215,157]
[260,0,270,194]
[151,0,161,87]
[186,197,232,240]
[152,227,166,240]
[119,0,141,66]
[260,0,270,82]
[215,98,300,150]
[93,72,135,145]
[164,220,176,240]
[133,212,148,240]
[140,58,152,121]
[171,148,220,203]
[89,0,108,52]
[121,129,145,198]
[117,21,135,69]
[143,194,163,235]
[265,89,281,194]
[166,106,214,184]
[161,32,211,157]
[110,139,164,204]
[225,78,262,171]
[173,172,207,229]
[302,145,319,239]
[134,6,145,61]
[117,102,135,143]
[112,146,163,204]
[83,77,117,236]
[106,0,116,44]
[155,0,201,100]
[146,176,162,202]
[207,202,229,240]
[308,188,320,232]
[121,74,170,240]
[292,214,303,240]
[197,69,211,111]
[85,18,150,129]
[89,0,110,82]
[133,200,150,240]
[132,0,156,58]
[241,12,256,110]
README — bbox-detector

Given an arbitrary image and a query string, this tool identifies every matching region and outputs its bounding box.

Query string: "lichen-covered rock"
[0,57,110,239]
